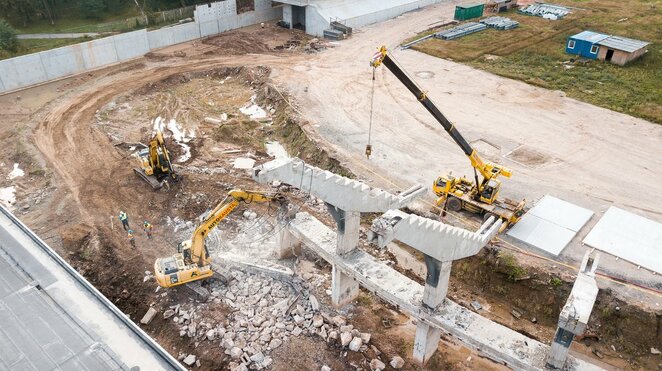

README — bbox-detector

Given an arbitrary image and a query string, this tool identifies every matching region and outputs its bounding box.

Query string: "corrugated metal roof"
[570,31,609,43]
[597,35,649,53]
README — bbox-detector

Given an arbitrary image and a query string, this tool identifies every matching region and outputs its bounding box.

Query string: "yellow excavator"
[154,189,283,288]
[370,46,525,228]
[134,130,178,190]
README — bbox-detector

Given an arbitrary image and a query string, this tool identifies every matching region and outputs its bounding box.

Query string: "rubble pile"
[149,266,402,370]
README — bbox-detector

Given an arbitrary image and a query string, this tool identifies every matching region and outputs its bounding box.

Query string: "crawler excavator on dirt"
[370,46,526,229]
[154,189,283,288]
[134,130,178,190]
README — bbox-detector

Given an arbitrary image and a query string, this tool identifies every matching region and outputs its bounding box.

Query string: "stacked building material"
[480,16,519,30]
[435,22,487,40]
[519,3,570,19]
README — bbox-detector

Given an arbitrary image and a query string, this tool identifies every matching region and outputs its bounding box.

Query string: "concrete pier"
[547,252,600,369]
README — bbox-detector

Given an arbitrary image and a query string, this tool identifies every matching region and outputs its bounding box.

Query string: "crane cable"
[365,68,377,159]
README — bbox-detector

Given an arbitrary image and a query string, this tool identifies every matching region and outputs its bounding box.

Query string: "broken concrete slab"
[140,307,158,325]
[183,354,196,366]
[233,157,256,169]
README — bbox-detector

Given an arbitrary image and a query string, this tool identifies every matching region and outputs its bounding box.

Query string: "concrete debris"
[470,300,482,311]
[360,332,371,344]
[652,347,661,355]
[340,332,353,347]
[348,337,363,352]
[309,294,320,311]
[163,309,176,319]
[390,356,405,369]
[229,347,243,359]
[182,354,196,366]
[370,358,386,370]
[140,307,157,325]
[250,352,265,363]
[206,329,216,341]
[321,366,331,371]
[233,157,256,169]
[312,314,324,327]
[511,309,523,319]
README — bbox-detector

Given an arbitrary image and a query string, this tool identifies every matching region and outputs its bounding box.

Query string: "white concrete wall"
[304,0,441,37]
[0,1,281,94]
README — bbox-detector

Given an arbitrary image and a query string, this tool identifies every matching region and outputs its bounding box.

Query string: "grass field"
[410,0,661,124]
[0,38,92,60]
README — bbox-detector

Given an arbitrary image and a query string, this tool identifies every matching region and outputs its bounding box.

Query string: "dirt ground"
[0,7,660,371]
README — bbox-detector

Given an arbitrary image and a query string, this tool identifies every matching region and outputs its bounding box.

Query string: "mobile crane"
[133,130,178,190]
[370,46,525,227]
[154,189,283,288]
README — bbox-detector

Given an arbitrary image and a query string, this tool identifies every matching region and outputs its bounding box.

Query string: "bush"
[79,0,106,19]
[0,19,18,53]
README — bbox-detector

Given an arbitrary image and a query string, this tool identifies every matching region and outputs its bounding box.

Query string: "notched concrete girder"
[252,158,425,212]
[368,209,502,262]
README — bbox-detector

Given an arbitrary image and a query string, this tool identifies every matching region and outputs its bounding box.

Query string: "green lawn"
[409,0,662,124]
[0,37,93,60]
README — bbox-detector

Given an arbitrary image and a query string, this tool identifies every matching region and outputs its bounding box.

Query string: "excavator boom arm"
[189,189,278,267]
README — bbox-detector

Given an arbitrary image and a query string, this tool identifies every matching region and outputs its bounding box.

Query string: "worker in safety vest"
[119,211,129,231]
[143,221,153,239]
[127,229,136,247]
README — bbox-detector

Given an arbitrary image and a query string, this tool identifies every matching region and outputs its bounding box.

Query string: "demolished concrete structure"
[368,209,501,363]
[253,157,425,306]
[547,252,601,369]
[253,158,603,369]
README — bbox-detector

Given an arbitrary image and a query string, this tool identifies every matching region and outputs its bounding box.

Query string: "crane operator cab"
[478,179,501,204]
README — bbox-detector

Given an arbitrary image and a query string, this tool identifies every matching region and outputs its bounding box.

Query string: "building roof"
[570,31,609,43]
[597,35,650,53]
[0,206,184,371]
[457,3,484,8]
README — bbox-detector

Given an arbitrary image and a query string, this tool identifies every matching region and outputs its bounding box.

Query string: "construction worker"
[119,210,129,231]
[127,229,136,247]
[143,221,153,239]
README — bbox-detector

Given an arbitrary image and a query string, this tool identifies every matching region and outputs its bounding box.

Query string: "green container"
[454,3,485,21]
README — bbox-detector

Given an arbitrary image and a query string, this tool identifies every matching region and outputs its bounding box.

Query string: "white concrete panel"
[583,206,662,274]
[527,195,593,232]
[80,37,119,69]
[507,195,593,256]
[170,23,201,45]
[507,214,576,255]
[147,27,175,50]
[0,54,48,91]
[0,74,5,91]
[199,19,220,37]
[39,45,86,80]
[113,30,149,60]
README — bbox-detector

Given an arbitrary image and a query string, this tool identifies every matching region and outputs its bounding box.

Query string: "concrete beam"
[368,209,501,262]
[413,323,442,364]
[287,212,602,371]
[253,158,425,212]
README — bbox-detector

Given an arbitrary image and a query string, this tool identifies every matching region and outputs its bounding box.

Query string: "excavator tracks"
[133,168,163,190]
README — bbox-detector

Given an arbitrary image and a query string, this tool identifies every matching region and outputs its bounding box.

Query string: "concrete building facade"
[277,0,442,37]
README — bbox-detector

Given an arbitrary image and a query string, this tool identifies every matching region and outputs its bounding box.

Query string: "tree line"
[0,0,217,26]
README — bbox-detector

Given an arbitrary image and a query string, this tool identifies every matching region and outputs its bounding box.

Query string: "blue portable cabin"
[566,31,609,59]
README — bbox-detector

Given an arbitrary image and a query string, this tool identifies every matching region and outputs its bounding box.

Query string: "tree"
[0,18,18,52]
[79,0,106,19]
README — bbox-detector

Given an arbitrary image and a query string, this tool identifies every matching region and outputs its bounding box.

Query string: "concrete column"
[547,328,575,369]
[278,227,300,259]
[282,4,293,29]
[331,265,359,307]
[413,322,442,365]
[337,211,360,255]
[422,257,452,310]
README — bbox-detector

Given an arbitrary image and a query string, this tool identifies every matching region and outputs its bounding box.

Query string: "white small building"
[276,0,442,37]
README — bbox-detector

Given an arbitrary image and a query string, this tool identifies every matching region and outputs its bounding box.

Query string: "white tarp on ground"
[583,206,662,274]
[507,195,593,256]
